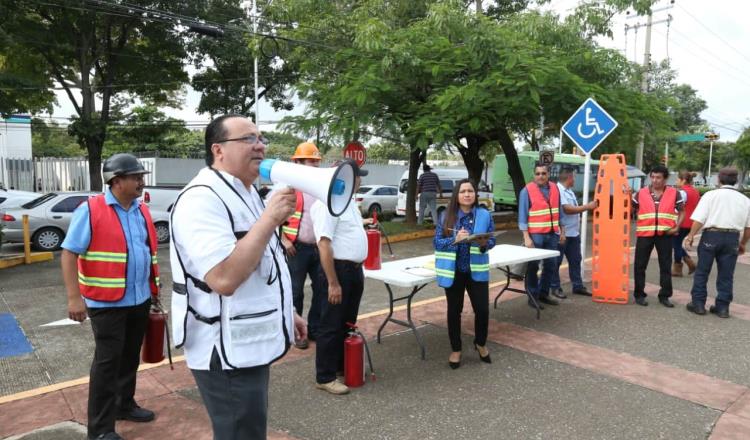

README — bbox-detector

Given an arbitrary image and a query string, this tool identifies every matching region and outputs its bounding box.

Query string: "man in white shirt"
[311,159,371,395]
[170,115,306,439]
[684,167,750,318]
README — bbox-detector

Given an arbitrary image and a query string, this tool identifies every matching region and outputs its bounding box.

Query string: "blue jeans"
[287,242,325,337]
[673,228,690,263]
[690,230,740,309]
[525,233,560,299]
[550,235,584,291]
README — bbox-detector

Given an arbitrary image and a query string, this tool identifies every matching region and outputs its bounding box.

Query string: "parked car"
[0,189,39,213]
[141,186,181,212]
[1,192,171,251]
[354,185,398,217]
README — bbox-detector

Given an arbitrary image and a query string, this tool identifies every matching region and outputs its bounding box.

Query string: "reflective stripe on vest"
[526,182,560,234]
[77,194,160,302]
[635,187,678,237]
[282,191,304,242]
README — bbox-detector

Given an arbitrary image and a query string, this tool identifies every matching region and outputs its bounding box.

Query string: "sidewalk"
[2,268,749,439]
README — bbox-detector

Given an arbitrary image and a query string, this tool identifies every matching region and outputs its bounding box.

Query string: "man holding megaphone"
[170,115,307,440]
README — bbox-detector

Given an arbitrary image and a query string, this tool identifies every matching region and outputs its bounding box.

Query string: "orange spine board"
[591,154,631,304]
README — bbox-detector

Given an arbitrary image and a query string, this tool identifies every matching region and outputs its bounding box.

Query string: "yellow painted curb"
[0,252,54,269]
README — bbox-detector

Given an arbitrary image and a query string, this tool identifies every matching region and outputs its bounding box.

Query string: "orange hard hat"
[291,142,322,161]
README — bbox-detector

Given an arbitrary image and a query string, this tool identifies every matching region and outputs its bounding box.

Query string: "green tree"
[1,0,191,190]
[368,141,411,162]
[31,119,81,157]
[188,0,297,118]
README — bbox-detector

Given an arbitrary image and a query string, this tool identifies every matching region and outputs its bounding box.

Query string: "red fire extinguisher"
[364,212,382,270]
[343,323,375,388]
[364,212,393,271]
[141,300,173,369]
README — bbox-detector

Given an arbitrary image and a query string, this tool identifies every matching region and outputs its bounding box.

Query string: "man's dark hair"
[204,114,243,166]
[649,164,669,179]
[423,164,432,172]
[718,167,739,186]
[533,162,549,172]
[558,166,575,182]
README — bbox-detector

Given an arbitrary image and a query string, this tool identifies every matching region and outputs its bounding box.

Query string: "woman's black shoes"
[475,344,492,364]
[448,353,462,369]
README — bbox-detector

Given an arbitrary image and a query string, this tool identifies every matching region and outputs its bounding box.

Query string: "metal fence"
[0,157,156,192]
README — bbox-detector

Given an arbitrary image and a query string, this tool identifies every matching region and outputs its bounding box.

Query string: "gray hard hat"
[102,153,150,184]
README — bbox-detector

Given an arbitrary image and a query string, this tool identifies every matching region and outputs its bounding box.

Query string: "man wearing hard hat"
[281,142,325,349]
[61,153,160,440]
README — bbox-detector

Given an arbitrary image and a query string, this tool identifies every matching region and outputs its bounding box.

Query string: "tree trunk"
[461,135,486,184]
[497,127,526,201]
[87,139,103,191]
[405,147,424,224]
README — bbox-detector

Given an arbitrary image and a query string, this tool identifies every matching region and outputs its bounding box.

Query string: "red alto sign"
[343,141,366,167]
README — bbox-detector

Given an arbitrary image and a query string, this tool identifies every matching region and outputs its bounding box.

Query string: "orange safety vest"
[526,182,560,234]
[680,184,700,229]
[77,195,160,302]
[282,191,304,242]
[635,186,678,237]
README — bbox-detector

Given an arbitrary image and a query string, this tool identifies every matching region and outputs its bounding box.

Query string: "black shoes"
[572,288,592,297]
[539,296,560,306]
[686,302,707,315]
[551,288,567,299]
[710,305,730,318]
[116,405,155,423]
[658,298,675,308]
[474,344,492,364]
[634,297,648,306]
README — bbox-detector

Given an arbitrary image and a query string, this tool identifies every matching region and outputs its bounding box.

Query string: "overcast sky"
[50,0,749,142]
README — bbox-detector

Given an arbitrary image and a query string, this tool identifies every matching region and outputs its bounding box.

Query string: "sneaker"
[116,405,154,422]
[295,338,309,349]
[316,379,350,395]
[551,288,567,299]
[90,433,124,440]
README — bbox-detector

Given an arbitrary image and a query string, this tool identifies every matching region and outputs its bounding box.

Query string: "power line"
[675,3,750,67]
[667,27,750,79]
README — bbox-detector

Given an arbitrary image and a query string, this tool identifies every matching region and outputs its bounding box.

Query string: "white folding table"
[364,244,559,359]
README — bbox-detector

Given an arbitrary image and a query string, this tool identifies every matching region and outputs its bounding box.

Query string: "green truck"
[492,152,646,210]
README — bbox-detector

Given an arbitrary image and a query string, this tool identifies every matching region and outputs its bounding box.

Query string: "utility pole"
[242,1,261,125]
[634,11,652,171]
[627,5,673,170]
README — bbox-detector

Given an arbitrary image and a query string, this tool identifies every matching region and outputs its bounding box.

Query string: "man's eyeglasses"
[535,172,548,176]
[216,134,269,145]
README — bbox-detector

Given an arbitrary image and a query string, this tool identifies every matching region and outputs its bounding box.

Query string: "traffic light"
[705,132,720,141]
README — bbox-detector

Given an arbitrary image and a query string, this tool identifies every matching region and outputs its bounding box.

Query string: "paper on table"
[453,230,506,245]
[402,266,435,277]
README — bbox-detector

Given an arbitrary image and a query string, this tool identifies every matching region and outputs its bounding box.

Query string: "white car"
[2,192,171,250]
[354,185,398,217]
[0,189,39,212]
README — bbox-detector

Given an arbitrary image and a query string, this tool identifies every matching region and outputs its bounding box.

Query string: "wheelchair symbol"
[577,107,605,139]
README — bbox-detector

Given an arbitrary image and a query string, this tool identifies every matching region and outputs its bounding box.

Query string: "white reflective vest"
[170,168,294,369]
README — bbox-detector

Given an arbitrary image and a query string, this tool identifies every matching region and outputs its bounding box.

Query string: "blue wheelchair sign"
[562,98,618,154]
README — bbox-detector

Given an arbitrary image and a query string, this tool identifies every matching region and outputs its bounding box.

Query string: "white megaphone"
[259,159,355,217]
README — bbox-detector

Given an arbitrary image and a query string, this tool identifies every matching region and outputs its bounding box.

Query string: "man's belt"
[704,227,740,233]
[334,259,363,269]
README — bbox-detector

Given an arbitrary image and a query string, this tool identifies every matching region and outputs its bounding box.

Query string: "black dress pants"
[634,235,673,299]
[315,260,364,384]
[444,271,489,352]
[87,299,150,438]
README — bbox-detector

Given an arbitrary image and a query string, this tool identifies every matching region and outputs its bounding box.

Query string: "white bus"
[396,168,493,218]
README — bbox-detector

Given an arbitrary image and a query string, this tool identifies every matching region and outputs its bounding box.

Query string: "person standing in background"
[417,164,443,225]
[672,170,700,277]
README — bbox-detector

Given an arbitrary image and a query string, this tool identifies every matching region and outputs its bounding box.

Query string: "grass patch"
[379,221,434,236]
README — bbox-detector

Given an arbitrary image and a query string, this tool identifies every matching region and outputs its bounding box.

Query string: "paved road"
[1,226,749,439]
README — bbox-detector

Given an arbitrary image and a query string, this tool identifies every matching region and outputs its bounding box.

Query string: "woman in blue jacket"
[434,179,495,369]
